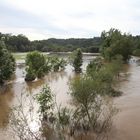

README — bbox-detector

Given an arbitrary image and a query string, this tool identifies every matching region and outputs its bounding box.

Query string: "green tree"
[25,66,36,81]
[86,55,123,97]
[70,48,83,72]
[0,41,15,84]
[36,85,54,119]
[101,28,133,62]
[86,56,103,74]
[50,56,67,72]
[133,49,140,56]
[25,51,49,81]
[69,74,117,133]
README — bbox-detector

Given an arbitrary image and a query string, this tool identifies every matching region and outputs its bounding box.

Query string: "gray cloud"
[0,0,140,40]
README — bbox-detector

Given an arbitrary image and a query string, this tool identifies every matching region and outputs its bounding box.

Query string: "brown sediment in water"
[0,55,140,140]
[109,63,140,140]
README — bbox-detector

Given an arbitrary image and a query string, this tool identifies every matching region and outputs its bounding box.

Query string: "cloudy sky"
[0,0,140,40]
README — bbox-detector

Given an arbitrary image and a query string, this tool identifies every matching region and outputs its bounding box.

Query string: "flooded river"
[109,60,140,140]
[0,54,140,140]
[0,54,95,140]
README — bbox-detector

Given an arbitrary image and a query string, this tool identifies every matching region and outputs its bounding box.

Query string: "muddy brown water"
[0,55,95,140]
[109,60,140,140]
[0,55,140,140]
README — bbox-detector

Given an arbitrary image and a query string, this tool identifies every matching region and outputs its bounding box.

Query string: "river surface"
[0,54,95,140]
[109,59,140,140]
[0,54,140,140]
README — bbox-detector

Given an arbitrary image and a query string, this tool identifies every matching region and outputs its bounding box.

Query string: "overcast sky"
[0,0,140,40]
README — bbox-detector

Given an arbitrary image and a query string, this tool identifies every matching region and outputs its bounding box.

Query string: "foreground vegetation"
[9,48,124,140]
[10,55,121,139]
[1,28,140,139]
[0,40,15,84]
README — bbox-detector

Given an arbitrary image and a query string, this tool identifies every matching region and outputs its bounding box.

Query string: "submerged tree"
[25,51,50,81]
[0,40,15,84]
[70,48,83,73]
[68,73,117,140]
[36,85,54,119]
[25,51,67,81]
[86,55,123,97]
[50,56,67,72]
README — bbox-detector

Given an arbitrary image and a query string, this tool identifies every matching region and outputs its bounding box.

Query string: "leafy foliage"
[25,51,67,81]
[49,56,67,72]
[70,48,83,72]
[36,85,54,118]
[133,49,140,56]
[25,51,50,81]
[0,41,15,84]
[0,32,101,53]
[87,55,123,97]
[101,28,133,62]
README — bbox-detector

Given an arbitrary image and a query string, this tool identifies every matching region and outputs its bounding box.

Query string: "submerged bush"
[25,51,47,81]
[25,52,67,81]
[25,66,36,81]
[69,48,83,73]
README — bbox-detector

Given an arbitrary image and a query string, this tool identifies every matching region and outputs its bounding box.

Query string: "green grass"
[12,53,27,60]
[12,52,49,60]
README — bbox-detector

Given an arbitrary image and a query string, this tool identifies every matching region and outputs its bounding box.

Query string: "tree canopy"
[0,41,15,84]
[101,28,133,61]
[70,48,83,73]
[0,32,101,53]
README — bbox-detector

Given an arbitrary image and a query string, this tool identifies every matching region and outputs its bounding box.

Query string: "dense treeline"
[0,32,101,52]
[32,38,101,52]
[1,28,140,54]
[0,33,30,52]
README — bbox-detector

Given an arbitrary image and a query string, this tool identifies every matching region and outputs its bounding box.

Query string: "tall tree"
[70,48,83,72]
[101,28,133,62]
[0,41,15,84]
[25,51,47,81]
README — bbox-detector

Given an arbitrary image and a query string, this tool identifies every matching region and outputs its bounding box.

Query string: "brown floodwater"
[0,54,95,140]
[0,55,140,140]
[109,58,140,140]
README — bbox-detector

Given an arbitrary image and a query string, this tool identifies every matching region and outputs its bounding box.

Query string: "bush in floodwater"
[25,51,50,81]
[69,74,118,139]
[49,56,67,72]
[25,52,67,81]
[69,48,83,73]
[25,66,36,81]
[9,83,117,140]
[36,85,54,119]
[86,55,123,97]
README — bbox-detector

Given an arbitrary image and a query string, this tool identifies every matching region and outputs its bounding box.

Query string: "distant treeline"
[0,32,101,52]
